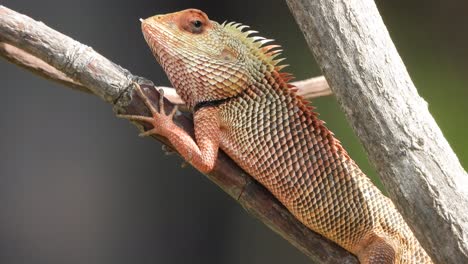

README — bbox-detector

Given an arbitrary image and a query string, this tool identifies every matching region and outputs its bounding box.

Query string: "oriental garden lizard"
[119,9,432,264]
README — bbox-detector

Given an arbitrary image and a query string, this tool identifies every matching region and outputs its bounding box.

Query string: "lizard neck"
[193,94,242,112]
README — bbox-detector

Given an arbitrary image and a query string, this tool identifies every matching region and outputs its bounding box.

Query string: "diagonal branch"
[286,0,468,263]
[0,5,356,264]
[0,42,91,93]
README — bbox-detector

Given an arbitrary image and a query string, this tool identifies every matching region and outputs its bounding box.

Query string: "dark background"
[1,1,467,263]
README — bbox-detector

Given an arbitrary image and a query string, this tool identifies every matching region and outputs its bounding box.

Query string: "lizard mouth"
[141,19,167,65]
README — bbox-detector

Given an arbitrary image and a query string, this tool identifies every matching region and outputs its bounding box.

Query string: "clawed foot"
[118,82,178,137]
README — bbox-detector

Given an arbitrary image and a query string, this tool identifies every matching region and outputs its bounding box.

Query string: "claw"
[116,114,154,123]
[169,105,179,118]
[138,129,157,137]
[132,82,159,116]
[180,161,189,168]
[162,144,175,155]
[157,88,165,113]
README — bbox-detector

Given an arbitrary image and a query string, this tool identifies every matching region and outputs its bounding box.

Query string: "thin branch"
[0,5,356,264]
[294,76,332,98]
[286,1,468,263]
[0,42,91,94]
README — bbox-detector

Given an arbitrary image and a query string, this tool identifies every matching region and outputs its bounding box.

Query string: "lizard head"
[141,9,284,108]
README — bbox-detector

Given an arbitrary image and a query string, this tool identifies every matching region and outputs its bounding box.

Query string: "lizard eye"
[193,20,202,28]
[189,19,204,34]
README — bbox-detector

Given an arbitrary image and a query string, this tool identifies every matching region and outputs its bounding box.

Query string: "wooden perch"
[0,5,356,263]
[286,0,468,263]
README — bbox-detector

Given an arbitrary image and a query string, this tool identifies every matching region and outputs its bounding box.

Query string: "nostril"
[150,15,160,21]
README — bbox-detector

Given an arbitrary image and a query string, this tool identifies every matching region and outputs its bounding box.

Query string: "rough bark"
[0,5,356,263]
[286,0,468,263]
[0,42,91,93]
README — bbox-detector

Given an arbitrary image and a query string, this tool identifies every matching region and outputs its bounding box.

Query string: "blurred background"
[1,0,466,263]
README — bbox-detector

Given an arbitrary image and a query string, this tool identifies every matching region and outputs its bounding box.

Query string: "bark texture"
[286,0,468,263]
[0,5,356,263]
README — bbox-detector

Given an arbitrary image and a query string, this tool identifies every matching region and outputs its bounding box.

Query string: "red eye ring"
[176,10,210,34]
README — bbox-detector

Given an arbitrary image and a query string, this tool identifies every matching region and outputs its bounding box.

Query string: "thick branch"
[286,1,468,263]
[0,5,356,263]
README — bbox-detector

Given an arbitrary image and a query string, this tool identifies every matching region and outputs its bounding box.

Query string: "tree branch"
[286,1,468,263]
[0,42,91,94]
[0,5,356,264]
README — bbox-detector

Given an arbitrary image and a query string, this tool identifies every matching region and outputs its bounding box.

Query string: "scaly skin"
[121,9,433,263]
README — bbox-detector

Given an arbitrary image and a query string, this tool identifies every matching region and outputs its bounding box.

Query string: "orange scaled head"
[141,9,255,108]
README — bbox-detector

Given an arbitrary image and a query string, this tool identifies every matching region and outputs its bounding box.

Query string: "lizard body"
[121,9,432,263]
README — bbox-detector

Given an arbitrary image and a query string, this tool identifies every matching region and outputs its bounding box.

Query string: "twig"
[0,5,356,264]
[0,42,90,93]
[294,76,332,98]
[286,0,468,263]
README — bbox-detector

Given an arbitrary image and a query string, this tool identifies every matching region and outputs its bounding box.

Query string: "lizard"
[118,9,433,264]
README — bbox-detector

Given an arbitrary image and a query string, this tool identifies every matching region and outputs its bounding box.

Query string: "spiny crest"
[221,20,322,122]
[221,21,290,74]
[220,20,342,152]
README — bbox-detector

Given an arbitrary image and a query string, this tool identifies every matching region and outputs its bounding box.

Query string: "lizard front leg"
[118,83,221,173]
